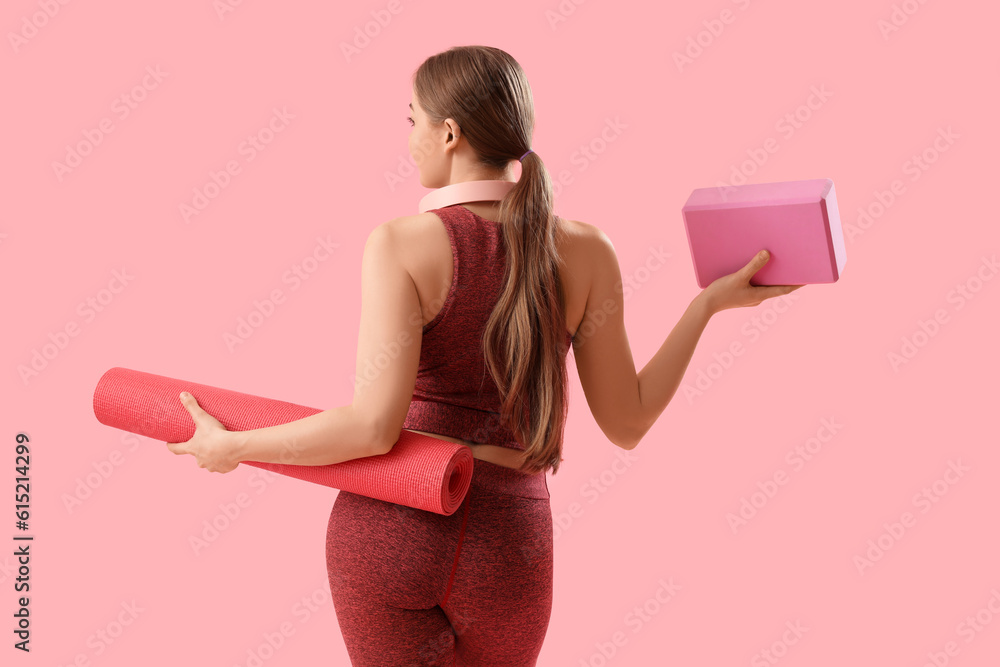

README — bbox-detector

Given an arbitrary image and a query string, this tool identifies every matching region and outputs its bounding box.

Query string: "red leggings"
[325,458,553,666]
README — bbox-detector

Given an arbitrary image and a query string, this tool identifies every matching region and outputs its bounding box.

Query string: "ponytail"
[413,46,570,474]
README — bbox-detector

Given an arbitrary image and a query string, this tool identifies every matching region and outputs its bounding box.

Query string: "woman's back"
[403,201,588,339]
[396,200,647,453]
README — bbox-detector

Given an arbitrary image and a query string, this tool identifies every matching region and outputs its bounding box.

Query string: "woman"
[169,45,802,665]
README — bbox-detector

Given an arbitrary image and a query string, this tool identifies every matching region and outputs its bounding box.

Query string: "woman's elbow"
[617,419,648,450]
[353,409,396,456]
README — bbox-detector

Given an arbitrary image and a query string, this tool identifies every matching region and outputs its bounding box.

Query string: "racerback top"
[401,204,574,451]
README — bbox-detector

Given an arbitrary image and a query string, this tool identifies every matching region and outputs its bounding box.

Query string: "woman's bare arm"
[632,294,713,444]
[571,226,714,449]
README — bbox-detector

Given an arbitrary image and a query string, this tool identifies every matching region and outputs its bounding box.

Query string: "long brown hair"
[412,45,569,475]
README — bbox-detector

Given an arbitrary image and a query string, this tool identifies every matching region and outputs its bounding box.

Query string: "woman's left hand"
[166,392,241,473]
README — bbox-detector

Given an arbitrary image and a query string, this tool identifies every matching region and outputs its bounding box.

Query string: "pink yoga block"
[681,178,846,288]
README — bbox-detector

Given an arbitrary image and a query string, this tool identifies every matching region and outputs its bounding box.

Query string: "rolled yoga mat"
[92,367,474,515]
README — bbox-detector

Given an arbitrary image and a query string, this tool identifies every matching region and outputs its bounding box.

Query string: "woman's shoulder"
[550,216,613,265]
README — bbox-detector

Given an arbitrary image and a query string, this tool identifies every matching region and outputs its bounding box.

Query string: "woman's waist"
[401,429,548,499]
[402,399,523,448]
[401,428,526,470]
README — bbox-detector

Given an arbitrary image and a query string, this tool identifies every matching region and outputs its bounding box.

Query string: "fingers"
[179,392,223,427]
[742,249,771,278]
[742,249,805,300]
[757,284,802,300]
[179,392,204,419]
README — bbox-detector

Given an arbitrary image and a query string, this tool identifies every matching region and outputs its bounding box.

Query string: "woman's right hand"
[701,250,804,314]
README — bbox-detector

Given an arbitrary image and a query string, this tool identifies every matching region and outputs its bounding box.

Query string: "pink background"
[4,1,998,665]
